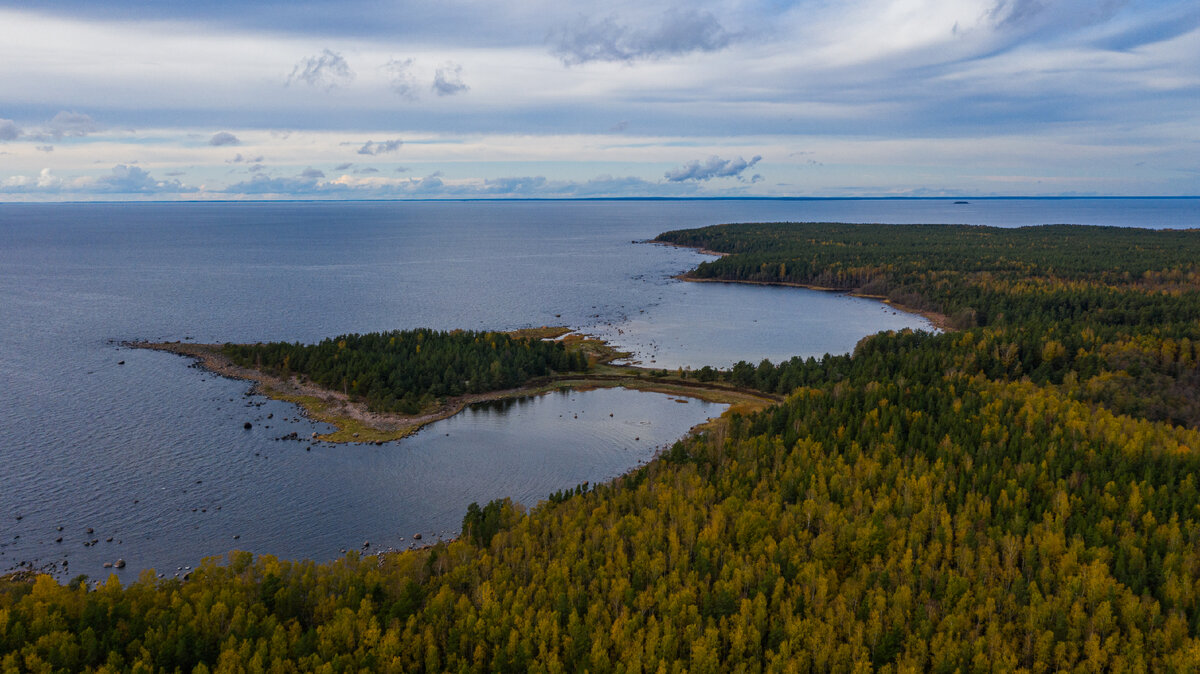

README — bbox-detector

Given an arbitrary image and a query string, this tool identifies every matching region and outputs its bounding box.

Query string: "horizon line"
[2,195,1198,206]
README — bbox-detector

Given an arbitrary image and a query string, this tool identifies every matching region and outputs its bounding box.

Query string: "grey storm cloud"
[665,155,761,182]
[0,119,20,141]
[432,63,469,96]
[209,131,240,146]
[552,9,733,65]
[383,58,419,100]
[300,167,325,179]
[44,111,98,140]
[287,49,355,91]
[228,153,264,163]
[357,139,403,155]
[334,163,353,171]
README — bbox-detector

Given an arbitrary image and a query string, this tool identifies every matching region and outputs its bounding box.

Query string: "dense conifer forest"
[660,222,1200,428]
[5,222,1200,671]
[221,329,589,414]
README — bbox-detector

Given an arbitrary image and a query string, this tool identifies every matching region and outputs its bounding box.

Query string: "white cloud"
[82,164,188,193]
[1,168,64,192]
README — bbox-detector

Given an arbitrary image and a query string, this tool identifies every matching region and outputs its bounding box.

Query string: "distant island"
[133,327,778,442]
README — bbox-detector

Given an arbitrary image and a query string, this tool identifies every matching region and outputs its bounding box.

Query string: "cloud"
[287,49,355,91]
[0,119,20,141]
[216,169,697,199]
[1,168,64,193]
[990,0,1128,33]
[43,111,98,140]
[1,165,187,195]
[432,62,469,96]
[357,139,403,155]
[354,167,379,174]
[36,145,54,153]
[551,9,732,65]
[228,153,264,163]
[411,171,444,192]
[334,162,353,170]
[665,155,762,182]
[300,167,325,179]
[86,164,187,193]
[224,174,337,195]
[383,57,419,100]
[209,131,240,146]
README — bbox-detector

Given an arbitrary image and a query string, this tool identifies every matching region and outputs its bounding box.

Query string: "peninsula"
[133,327,778,443]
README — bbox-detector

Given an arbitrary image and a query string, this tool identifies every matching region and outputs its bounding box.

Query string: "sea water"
[1,198,1195,579]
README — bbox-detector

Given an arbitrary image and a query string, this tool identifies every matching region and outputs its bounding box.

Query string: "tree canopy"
[222,328,589,414]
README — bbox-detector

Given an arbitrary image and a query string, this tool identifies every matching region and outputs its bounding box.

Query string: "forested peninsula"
[135,327,774,442]
[6,222,1200,671]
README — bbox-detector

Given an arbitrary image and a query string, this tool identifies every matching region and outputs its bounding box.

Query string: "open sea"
[1,198,1196,580]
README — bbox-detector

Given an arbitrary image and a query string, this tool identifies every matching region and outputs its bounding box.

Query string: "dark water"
[1,198,1195,580]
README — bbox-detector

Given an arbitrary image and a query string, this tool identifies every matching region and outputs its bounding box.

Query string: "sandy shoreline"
[652,237,952,331]
[673,273,953,332]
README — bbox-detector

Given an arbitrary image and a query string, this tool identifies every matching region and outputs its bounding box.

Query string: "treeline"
[222,329,589,414]
[5,222,1200,670]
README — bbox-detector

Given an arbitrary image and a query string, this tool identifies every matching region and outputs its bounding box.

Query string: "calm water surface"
[2,198,1195,579]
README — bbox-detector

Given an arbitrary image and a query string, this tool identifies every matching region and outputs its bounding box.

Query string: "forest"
[221,328,590,415]
[4,222,1200,671]
[658,222,1200,429]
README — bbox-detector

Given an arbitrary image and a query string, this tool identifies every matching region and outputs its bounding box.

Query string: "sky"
[0,0,1197,200]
